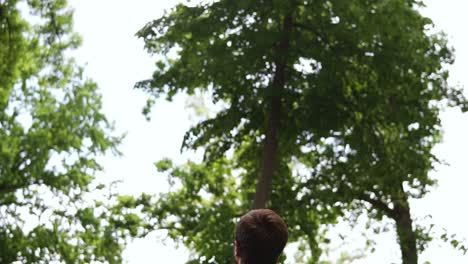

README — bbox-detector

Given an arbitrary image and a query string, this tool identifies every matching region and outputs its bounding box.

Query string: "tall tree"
[136,0,467,263]
[0,1,145,263]
[300,111,447,264]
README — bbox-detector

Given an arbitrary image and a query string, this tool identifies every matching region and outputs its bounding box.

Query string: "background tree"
[136,0,467,263]
[0,1,146,263]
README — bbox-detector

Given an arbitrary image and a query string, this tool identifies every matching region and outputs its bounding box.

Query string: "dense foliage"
[0,1,143,263]
[136,0,467,263]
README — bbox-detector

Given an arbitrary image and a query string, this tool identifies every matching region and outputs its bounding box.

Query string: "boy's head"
[234,209,288,264]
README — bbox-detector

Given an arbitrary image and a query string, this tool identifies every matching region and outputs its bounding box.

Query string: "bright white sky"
[68,1,468,263]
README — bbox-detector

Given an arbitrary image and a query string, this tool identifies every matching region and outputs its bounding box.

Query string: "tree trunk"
[394,199,418,264]
[252,11,294,209]
[359,190,418,264]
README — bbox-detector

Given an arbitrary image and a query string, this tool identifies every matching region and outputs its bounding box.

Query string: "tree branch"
[358,193,397,220]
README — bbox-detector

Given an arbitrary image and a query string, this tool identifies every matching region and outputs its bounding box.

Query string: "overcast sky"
[69,1,468,263]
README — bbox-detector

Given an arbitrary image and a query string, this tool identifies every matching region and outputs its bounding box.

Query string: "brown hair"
[235,209,288,264]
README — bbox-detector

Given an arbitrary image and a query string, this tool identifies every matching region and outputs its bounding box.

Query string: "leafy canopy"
[136,0,467,263]
[0,1,148,263]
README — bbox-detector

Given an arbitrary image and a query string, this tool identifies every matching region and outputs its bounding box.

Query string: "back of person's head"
[234,209,288,264]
